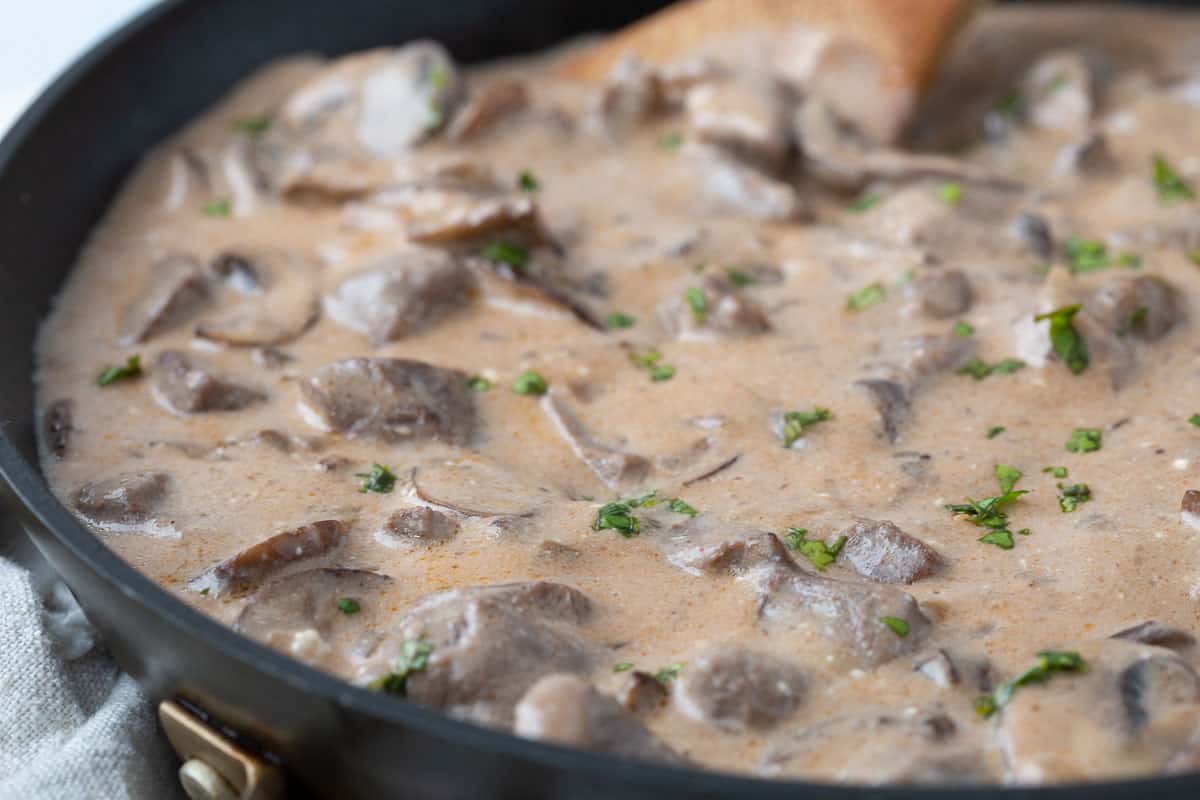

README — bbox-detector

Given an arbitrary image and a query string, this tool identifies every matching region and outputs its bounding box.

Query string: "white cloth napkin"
[0,556,181,800]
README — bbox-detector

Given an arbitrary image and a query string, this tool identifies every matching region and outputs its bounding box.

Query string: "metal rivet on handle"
[179,759,239,800]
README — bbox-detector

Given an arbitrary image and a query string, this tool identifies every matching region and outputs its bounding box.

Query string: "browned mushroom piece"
[118,253,209,344]
[696,149,809,222]
[539,392,650,489]
[616,670,669,716]
[446,79,530,141]
[1021,50,1100,133]
[299,357,476,444]
[909,269,972,319]
[152,350,266,415]
[410,455,545,518]
[195,249,321,347]
[379,507,460,545]
[684,78,790,171]
[658,274,771,341]
[1111,621,1196,651]
[235,568,394,673]
[190,519,347,597]
[324,249,475,344]
[673,646,805,731]
[42,399,73,460]
[838,519,943,585]
[514,674,683,764]
[74,472,170,528]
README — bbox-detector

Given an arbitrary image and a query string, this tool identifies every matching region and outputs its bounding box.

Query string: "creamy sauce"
[33,4,1200,786]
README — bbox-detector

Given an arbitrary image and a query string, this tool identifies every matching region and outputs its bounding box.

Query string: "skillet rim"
[1,1,1199,796]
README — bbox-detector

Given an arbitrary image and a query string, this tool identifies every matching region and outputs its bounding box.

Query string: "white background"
[1,0,158,134]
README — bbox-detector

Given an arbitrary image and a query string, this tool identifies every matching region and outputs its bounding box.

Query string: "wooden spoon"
[558,0,979,144]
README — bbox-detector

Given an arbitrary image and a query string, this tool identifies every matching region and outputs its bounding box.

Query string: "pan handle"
[159,700,284,800]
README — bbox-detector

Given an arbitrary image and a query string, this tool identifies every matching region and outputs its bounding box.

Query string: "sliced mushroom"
[1022,50,1097,132]
[658,274,771,341]
[42,399,73,460]
[1088,275,1179,343]
[1010,212,1054,260]
[696,148,809,222]
[909,269,972,319]
[854,379,910,444]
[298,357,476,444]
[1053,132,1115,177]
[379,507,459,544]
[117,253,209,345]
[540,392,650,489]
[469,254,606,331]
[74,472,169,527]
[590,55,669,134]
[190,519,347,597]
[411,456,543,518]
[195,249,321,347]
[616,670,669,717]
[152,350,266,415]
[514,674,683,765]
[324,249,475,344]
[685,79,790,171]
[446,79,529,141]
[235,568,393,673]
[1111,621,1196,651]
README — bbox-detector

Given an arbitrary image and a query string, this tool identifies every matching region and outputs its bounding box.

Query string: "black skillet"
[1,0,1198,797]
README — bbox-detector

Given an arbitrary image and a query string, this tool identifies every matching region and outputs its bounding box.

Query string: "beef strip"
[299,357,476,444]
[839,519,943,584]
[515,674,683,764]
[673,645,805,731]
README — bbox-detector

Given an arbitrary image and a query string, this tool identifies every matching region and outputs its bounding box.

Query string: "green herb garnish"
[1189,414,1200,428]
[653,662,683,685]
[957,357,1027,380]
[986,425,1006,439]
[467,375,493,392]
[518,170,540,191]
[938,182,963,205]
[1035,304,1088,375]
[975,651,1086,718]
[849,193,881,212]
[780,408,833,448]
[593,490,659,537]
[512,369,548,396]
[668,498,699,516]
[1065,237,1110,273]
[1057,483,1092,513]
[630,348,677,383]
[480,241,529,269]
[369,638,433,696]
[613,662,635,673]
[954,321,975,337]
[846,283,886,312]
[202,199,231,217]
[97,355,142,387]
[232,115,272,135]
[649,364,675,382]
[606,312,636,329]
[784,528,846,571]
[356,464,397,494]
[1065,427,1102,453]
[1153,153,1195,203]
[1042,466,1068,479]
[684,287,708,323]
[725,268,753,287]
[881,616,911,637]
[978,530,1015,549]
[995,464,1022,494]
[337,597,361,615]
[658,132,683,150]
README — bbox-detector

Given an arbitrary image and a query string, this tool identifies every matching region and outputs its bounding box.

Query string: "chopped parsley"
[479,241,529,270]
[517,170,540,192]
[725,268,753,287]
[1057,483,1092,513]
[467,375,493,392]
[427,65,450,125]
[1065,237,1109,273]
[975,650,1086,718]
[986,425,1006,439]
[653,662,683,685]
[605,312,636,329]
[369,638,433,696]
[1189,414,1200,427]
[880,616,911,637]
[668,498,699,517]
[613,662,635,673]
[954,321,975,337]
[629,348,677,383]
[1120,305,1149,336]
[784,528,846,571]
[594,499,641,537]
[957,357,1026,380]
[849,193,881,212]
[846,283,886,312]
[1152,154,1195,203]
[356,464,397,494]
[232,115,272,135]
[1117,252,1142,269]
[336,597,361,615]
[97,355,142,387]
[978,530,1015,549]
[995,464,1022,494]
[202,199,231,217]
[1065,427,1102,453]
[684,287,708,323]
[1042,466,1069,479]
[938,182,963,205]
[1034,304,1088,375]
[511,369,548,395]
[658,132,683,151]
[1189,250,1200,267]
[780,408,833,448]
